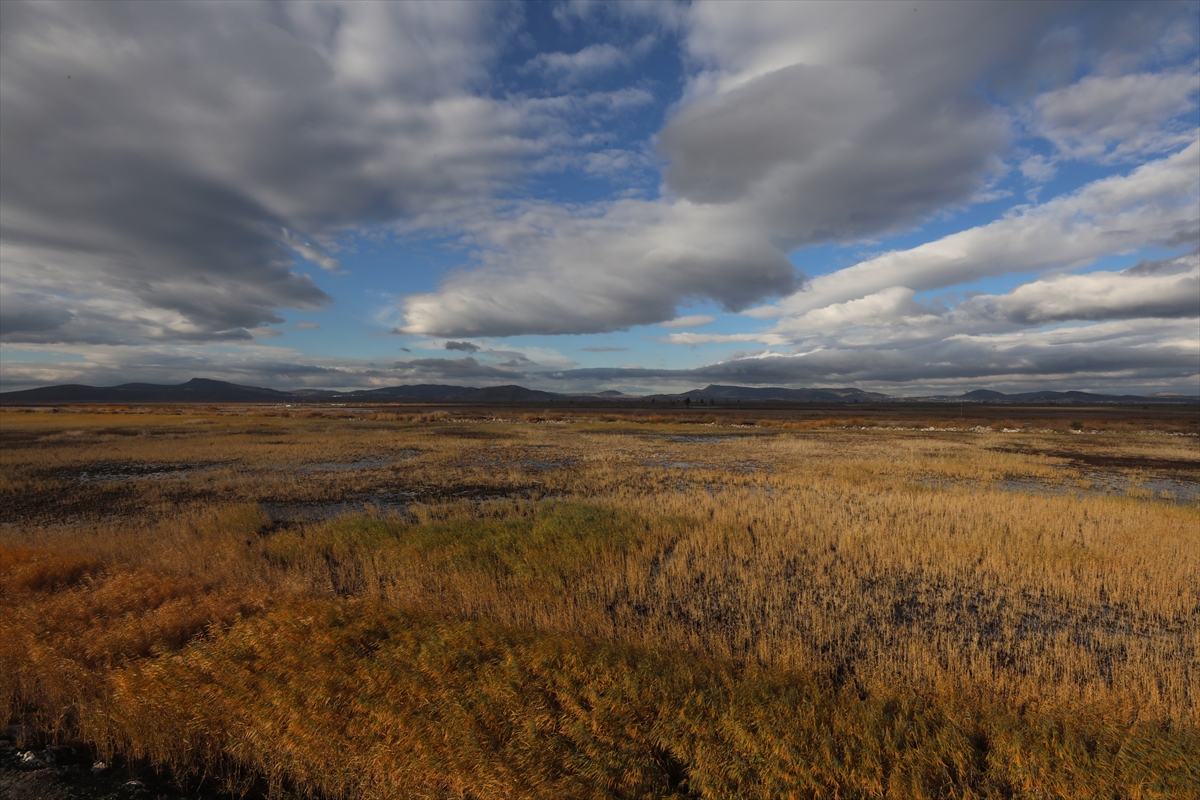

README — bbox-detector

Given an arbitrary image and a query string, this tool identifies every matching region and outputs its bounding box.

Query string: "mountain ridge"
[2,378,1197,405]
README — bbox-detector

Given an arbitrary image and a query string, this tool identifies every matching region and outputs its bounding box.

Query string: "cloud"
[399,198,798,336]
[972,259,1199,325]
[756,142,1199,319]
[659,314,716,329]
[553,317,1198,393]
[663,332,786,347]
[1029,70,1199,162]
[525,43,628,84]
[444,340,481,352]
[580,346,629,352]
[0,0,535,346]
[392,357,518,380]
[397,2,1094,337]
[292,322,321,330]
[1019,154,1058,183]
[582,148,654,178]
[0,344,530,393]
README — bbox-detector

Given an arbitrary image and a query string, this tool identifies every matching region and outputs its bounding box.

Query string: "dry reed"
[1,408,1197,797]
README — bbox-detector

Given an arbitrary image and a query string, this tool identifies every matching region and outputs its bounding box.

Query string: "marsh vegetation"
[1,404,1197,798]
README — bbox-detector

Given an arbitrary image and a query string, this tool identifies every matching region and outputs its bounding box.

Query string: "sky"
[1,0,1198,396]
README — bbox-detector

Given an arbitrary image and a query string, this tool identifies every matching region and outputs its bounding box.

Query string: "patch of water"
[68,462,223,482]
[942,474,1199,504]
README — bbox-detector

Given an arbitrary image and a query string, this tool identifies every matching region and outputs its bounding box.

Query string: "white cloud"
[1019,154,1058,183]
[397,2,1075,338]
[525,43,628,83]
[582,148,654,177]
[973,259,1199,325]
[755,142,1199,319]
[659,314,715,329]
[1029,70,1199,162]
[399,198,796,336]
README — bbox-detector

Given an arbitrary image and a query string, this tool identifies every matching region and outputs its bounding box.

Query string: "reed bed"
[1,408,1197,797]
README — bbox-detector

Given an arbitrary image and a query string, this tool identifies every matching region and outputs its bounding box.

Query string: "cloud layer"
[2,1,1196,395]
[1,1,530,344]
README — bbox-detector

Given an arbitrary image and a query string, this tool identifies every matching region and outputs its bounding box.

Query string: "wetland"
[1,403,1197,798]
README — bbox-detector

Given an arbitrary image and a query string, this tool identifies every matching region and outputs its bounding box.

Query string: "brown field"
[1,404,1198,798]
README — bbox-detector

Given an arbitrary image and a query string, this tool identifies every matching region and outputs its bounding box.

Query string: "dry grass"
[1,407,1197,797]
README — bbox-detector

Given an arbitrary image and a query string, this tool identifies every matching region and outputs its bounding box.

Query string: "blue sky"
[1,1,1197,395]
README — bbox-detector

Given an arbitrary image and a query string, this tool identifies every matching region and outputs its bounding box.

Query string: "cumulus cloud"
[972,260,1199,325]
[4,0,1196,395]
[397,2,1078,337]
[756,142,1199,318]
[400,198,797,336]
[1029,70,1199,162]
[0,0,534,346]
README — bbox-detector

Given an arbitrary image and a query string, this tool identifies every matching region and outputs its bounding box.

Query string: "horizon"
[3,374,1197,401]
[1,1,1198,396]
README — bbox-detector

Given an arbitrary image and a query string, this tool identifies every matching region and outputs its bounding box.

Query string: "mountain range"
[1,378,1196,406]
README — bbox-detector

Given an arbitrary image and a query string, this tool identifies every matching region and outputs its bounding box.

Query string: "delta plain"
[1,399,1197,799]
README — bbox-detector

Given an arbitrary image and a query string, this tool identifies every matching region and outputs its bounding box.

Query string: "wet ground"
[261,482,545,524]
[980,444,1200,503]
[0,732,262,800]
[58,462,226,483]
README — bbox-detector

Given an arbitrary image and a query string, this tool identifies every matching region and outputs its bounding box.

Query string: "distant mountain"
[0,379,569,405]
[949,389,1198,404]
[332,384,475,401]
[3,378,1194,406]
[654,384,892,403]
[0,378,293,405]
[958,390,1010,401]
[445,385,564,403]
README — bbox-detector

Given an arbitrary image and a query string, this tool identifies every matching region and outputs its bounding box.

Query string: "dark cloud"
[0,0,530,345]
[658,2,1073,247]
[392,357,520,380]
[444,340,481,352]
[0,292,73,336]
[1124,249,1199,276]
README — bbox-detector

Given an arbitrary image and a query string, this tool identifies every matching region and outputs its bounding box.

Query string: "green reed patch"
[268,502,645,589]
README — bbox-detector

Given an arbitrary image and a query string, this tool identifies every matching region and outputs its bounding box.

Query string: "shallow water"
[963,474,1199,504]
[68,462,222,482]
